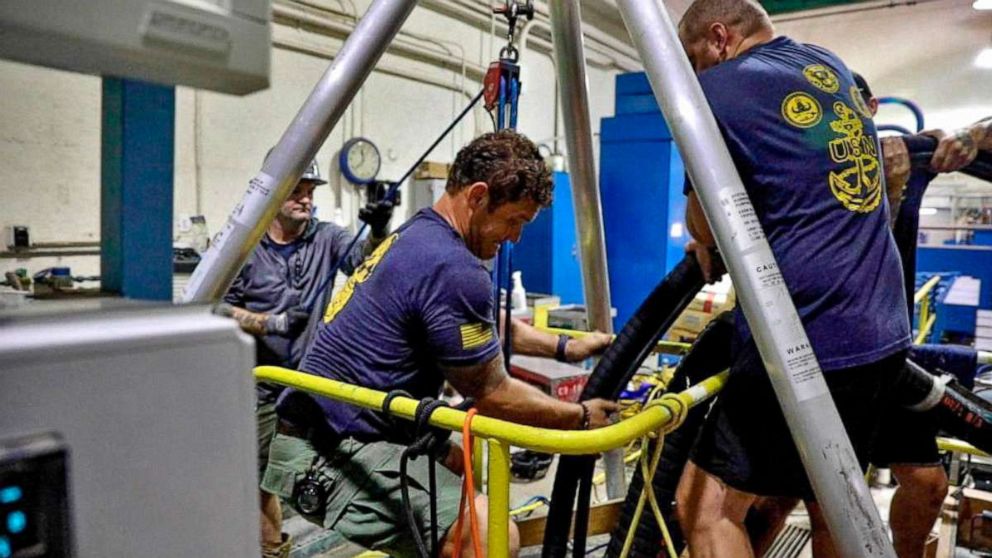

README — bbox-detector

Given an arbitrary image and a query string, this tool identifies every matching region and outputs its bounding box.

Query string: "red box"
[509,355,591,403]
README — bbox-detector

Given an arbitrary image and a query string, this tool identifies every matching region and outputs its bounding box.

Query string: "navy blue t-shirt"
[281,208,501,441]
[691,36,910,370]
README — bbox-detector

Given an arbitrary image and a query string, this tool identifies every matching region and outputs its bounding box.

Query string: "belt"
[277,418,312,439]
[277,418,342,454]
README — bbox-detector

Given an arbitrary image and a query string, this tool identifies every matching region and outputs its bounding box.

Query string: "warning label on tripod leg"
[717,187,763,253]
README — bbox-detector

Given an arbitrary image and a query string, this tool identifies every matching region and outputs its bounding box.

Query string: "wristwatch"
[555,334,571,362]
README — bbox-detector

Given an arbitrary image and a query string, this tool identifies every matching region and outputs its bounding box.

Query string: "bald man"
[674,2,910,557]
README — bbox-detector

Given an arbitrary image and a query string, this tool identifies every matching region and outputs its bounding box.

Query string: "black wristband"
[579,401,591,430]
[555,334,571,362]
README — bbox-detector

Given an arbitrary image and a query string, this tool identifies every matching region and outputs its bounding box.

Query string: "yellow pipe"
[914,275,941,305]
[253,366,728,454]
[509,500,547,517]
[472,437,485,491]
[914,313,936,345]
[487,439,512,558]
[937,436,989,457]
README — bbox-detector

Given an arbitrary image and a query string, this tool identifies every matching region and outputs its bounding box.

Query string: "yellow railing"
[254,366,728,558]
[937,436,989,458]
[914,275,942,345]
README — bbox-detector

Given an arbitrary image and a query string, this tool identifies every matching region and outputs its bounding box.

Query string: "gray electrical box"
[0,0,270,95]
[0,302,259,557]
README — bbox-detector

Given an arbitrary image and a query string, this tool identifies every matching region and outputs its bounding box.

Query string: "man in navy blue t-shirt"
[672,1,911,556]
[214,157,393,558]
[261,131,618,558]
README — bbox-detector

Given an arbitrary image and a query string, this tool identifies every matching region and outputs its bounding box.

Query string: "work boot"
[261,533,292,558]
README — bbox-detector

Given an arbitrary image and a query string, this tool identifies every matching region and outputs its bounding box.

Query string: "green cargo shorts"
[257,401,279,482]
[262,432,462,558]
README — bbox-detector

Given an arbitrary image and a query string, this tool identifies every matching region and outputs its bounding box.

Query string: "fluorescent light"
[978,48,992,69]
[974,0,992,9]
[670,222,684,238]
[919,207,938,216]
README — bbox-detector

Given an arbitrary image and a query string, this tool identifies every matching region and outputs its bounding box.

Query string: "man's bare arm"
[685,192,716,247]
[441,354,617,429]
[501,311,612,362]
[924,117,992,173]
[973,116,992,151]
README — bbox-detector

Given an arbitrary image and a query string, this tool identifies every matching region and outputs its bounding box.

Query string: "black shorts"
[690,345,906,501]
[870,404,940,468]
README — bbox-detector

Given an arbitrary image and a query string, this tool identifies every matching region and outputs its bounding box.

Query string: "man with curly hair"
[262,130,618,558]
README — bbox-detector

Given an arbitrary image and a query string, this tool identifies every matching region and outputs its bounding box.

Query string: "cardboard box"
[415,161,450,180]
[509,355,590,403]
[669,278,736,337]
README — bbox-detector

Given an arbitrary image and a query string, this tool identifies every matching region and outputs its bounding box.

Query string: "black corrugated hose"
[541,253,705,558]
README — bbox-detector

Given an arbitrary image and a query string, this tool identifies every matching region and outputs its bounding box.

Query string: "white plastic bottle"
[511,271,527,311]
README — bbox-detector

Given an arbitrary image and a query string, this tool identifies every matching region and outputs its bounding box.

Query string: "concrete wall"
[0,0,625,281]
[1,0,990,282]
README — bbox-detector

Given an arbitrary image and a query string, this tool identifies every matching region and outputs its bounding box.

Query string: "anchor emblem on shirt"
[827,101,881,213]
[781,92,822,128]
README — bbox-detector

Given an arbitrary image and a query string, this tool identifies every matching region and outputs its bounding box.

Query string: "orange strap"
[452,408,483,558]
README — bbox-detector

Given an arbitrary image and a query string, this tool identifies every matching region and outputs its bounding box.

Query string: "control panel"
[0,433,70,558]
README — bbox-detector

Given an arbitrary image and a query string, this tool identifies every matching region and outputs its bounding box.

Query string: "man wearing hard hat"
[216,157,394,558]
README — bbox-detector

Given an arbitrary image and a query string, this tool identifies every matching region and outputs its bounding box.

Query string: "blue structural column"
[101,78,175,301]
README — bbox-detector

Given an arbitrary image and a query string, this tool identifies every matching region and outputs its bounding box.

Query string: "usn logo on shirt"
[780,65,882,214]
[323,233,399,323]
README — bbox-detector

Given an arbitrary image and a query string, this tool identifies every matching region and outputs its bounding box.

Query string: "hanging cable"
[385,392,474,558]
[484,2,532,364]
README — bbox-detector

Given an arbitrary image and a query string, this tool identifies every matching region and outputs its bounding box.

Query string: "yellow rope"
[618,387,691,558]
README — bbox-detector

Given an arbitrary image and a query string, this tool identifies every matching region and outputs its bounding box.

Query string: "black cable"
[486,107,498,133]
[399,398,451,558]
[387,393,476,558]
[305,88,487,313]
[542,254,705,558]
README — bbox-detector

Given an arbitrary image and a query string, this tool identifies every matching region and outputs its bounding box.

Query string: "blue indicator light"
[0,536,10,558]
[6,511,25,534]
[0,487,20,505]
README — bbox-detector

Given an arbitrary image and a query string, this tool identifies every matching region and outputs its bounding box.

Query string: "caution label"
[717,187,764,254]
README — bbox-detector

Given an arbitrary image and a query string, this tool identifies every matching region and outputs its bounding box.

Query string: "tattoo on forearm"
[230,307,268,336]
[977,117,992,149]
[958,130,977,151]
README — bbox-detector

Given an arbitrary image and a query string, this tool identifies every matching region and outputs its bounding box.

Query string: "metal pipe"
[548,0,623,499]
[615,2,895,556]
[182,0,418,302]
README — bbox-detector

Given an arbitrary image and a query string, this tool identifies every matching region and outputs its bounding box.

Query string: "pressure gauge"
[339,137,381,185]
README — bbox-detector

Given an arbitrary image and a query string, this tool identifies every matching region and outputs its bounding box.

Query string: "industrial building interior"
[2,0,992,557]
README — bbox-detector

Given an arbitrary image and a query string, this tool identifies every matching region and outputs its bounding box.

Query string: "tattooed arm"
[215,303,269,336]
[924,117,992,173]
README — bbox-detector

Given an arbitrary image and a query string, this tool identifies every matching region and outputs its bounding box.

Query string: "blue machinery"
[516,72,687,330]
